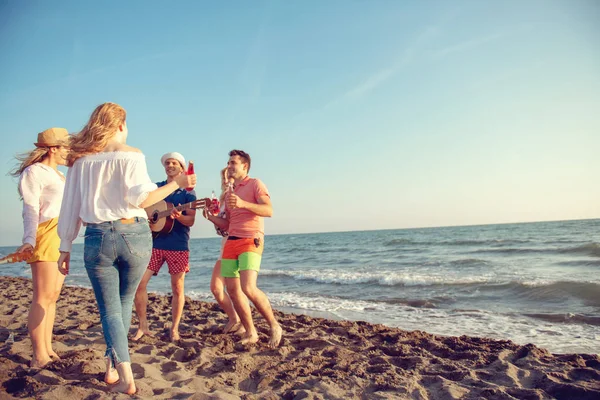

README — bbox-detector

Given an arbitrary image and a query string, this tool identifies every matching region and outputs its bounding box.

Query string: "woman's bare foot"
[48,351,61,360]
[132,328,151,341]
[223,320,241,334]
[170,329,180,342]
[111,362,136,395]
[31,356,52,369]
[268,324,283,348]
[105,368,119,384]
[104,358,119,384]
[234,324,247,336]
[110,380,136,395]
[239,331,259,345]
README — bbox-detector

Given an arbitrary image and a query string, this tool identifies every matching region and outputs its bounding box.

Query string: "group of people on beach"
[8,102,282,395]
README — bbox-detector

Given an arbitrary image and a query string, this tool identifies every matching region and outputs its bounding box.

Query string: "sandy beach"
[0,276,598,399]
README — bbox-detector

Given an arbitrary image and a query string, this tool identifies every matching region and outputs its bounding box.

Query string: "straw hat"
[34,127,70,148]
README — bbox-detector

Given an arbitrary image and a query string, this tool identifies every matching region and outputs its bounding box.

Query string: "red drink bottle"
[186,161,195,192]
[211,191,220,215]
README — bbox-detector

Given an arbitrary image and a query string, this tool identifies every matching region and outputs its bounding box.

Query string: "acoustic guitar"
[146,198,208,236]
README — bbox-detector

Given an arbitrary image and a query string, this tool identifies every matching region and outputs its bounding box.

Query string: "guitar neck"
[176,203,193,212]
[156,199,206,220]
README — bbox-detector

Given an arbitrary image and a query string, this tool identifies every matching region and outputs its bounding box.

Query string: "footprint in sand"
[32,370,62,385]
[161,361,180,373]
[131,363,146,379]
[137,345,154,355]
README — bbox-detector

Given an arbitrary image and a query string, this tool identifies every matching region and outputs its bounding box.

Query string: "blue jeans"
[83,218,152,366]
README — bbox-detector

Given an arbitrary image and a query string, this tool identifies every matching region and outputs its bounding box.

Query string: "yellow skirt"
[26,217,60,264]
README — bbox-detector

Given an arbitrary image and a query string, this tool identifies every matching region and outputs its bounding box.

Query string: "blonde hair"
[68,102,126,166]
[10,148,51,179]
[219,167,228,203]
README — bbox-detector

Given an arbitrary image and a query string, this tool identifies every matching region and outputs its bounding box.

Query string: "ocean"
[2,218,599,355]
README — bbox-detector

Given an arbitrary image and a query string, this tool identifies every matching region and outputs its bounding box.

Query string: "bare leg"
[225,277,258,345]
[46,268,65,359]
[110,361,136,395]
[170,272,185,341]
[211,260,245,333]
[240,270,282,348]
[29,262,59,368]
[132,269,154,341]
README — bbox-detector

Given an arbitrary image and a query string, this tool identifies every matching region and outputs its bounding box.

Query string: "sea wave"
[261,269,495,287]
[261,269,600,304]
[268,291,384,313]
[278,245,354,254]
[380,297,440,308]
[556,260,600,267]
[523,312,600,326]
[441,239,531,246]
[468,242,600,257]
[504,281,600,307]
[558,243,600,258]
[449,258,489,266]
[469,247,550,255]
[382,238,533,248]
[383,238,415,246]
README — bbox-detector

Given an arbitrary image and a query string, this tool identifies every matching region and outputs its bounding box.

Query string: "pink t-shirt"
[227,177,269,239]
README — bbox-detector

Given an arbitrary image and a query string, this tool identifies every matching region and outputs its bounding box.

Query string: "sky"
[0,0,598,246]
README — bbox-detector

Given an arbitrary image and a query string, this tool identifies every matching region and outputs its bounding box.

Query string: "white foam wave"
[269,292,383,314]
[186,290,213,300]
[266,292,600,354]
[261,268,494,286]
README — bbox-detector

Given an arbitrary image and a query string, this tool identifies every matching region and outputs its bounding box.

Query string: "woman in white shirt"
[57,102,196,395]
[9,127,70,369]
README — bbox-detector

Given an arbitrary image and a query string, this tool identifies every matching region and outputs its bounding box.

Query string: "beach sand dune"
[0,276,598,399]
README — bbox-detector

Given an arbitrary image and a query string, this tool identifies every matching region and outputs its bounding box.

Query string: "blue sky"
[0,0,598,246]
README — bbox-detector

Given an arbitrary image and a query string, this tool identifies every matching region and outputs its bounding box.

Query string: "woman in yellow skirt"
[9,127,70,368]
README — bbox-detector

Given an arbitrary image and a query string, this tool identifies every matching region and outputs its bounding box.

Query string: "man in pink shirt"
[206,150,282,348]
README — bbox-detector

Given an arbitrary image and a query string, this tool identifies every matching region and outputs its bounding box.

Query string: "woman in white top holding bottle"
[9,127,70,368]
[57,102,196,395]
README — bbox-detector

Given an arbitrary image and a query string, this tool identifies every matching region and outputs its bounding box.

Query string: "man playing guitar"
[133,152,196,341]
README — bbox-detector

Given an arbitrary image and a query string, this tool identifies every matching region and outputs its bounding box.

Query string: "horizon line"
[0,217,596,248]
